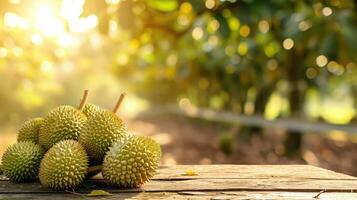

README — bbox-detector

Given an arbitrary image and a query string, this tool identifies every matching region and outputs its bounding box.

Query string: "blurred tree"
[82,0,357,154]
[0,0,355,155]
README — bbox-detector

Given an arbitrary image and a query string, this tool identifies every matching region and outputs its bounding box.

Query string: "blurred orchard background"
[0,0,356,175]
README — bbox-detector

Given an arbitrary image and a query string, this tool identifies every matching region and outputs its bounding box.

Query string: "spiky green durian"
[17,118,44,143]
[82,103,102,118]
[1,142,44,182]
[79,110,127,160]
[39,140,89,190]
[102,135,161,188]
[39,105,87,150]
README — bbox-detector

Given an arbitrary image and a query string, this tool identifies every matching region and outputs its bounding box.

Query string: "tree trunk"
[284,48,304,157]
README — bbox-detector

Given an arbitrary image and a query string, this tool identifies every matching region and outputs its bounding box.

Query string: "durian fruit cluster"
[1,91,161,190]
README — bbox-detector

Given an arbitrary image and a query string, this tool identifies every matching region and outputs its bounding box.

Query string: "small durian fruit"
[102,135,161,188]
[39,140,89,190]
[38,90,89,150]
[1,141,44,182]
[79,93,127,161]
[82,103,102,119]
[17,118,44,143]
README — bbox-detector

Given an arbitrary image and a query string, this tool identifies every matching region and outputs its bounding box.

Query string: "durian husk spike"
[78,90,89,111]
[112,93,126,114]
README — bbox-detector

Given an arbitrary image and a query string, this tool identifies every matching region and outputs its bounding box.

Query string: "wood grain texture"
[151,165,357,180]
[1,191,357,200]
[1,177,357,193]
[0,165,356,199]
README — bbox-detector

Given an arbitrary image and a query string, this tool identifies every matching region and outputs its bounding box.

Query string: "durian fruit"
[79,93,127,160]
[82,103,102,118]
[17,118,44,143]
[102,135,161,188]
[1,141,44,182]
[38,105,87,150]
[79,110,126,160]
[39,140,89,190]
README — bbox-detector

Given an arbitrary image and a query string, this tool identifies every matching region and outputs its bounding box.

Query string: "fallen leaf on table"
[182,169,198,176]
[87,190,112,197]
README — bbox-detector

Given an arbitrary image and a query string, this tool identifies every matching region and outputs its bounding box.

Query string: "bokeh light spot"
[258,20,269,33]
[228,17,240,31]
[192,27,204,40]
[237,42,249,56]
[180,2,192,13]
[282,38,294,50]
[306,68,317,79]
[240,25,250,37]
[0,48,8,58]
[205,0,215,9]
[316,55,328,67]
[322,7,333,16]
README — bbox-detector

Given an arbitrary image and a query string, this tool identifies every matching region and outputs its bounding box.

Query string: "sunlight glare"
[4,12,19,28]
[35,5,65,37]
[0,48,8,58]
[41,61,54,75]
[31,34,43,45]
[60,0,85,21]
[68,15,98,33]
[57,33,77,47]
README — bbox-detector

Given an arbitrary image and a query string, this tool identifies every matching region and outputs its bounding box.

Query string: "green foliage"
[0,0,355,125]
[88,0,356,122]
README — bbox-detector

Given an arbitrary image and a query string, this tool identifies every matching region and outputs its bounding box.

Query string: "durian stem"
[78,90,89,111]
[87,165,103,174]
[112,93,126,114]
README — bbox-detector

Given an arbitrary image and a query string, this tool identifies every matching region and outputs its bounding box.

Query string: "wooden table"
[1,165,357,199]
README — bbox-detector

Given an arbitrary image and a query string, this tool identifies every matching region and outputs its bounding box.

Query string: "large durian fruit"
[38,106,87,150]
[17,118,44,143]
[1,141,44,182]
[102,135,161,188]
[39,140,89,190]
[79,94,127,161]
[82,103,102,119]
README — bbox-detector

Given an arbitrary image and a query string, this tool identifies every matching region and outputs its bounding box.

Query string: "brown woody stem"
[87,165,103,174]
[112,93,126,114]
[78,90,89,111]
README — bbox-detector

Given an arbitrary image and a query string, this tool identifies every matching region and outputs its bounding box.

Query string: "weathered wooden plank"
[1,177,357,194]
[2,165,355,182]
[1,164,356,200]
[1,191,357,200]
[151,165,357,180]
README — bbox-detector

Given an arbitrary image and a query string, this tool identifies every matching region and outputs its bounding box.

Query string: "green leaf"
[87,190,112,197]
[148,0,178,12]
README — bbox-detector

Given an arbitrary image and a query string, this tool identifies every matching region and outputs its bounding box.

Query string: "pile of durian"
[1,90,161,190]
